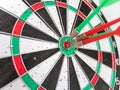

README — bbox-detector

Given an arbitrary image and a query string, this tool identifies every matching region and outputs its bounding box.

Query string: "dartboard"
[0,0,120,90]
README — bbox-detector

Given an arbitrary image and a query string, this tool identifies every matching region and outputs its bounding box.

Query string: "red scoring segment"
[13,55,27,75]
[31,2,43,11]
[12,20,24,36]
[77,11,86,19]
[91,74,99,85]
[98,51,103,63]
[56,1,67,8]
[63,41,71,49]
[112,53,116,70]
[109,88,113,90]
[38,87,45,90]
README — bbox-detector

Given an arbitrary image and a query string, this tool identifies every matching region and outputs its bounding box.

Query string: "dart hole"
[33,57,37,60]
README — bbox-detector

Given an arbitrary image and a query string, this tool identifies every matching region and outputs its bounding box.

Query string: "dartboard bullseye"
[0,0,120,90]
[59,36,76,56]
[63,41,71,49]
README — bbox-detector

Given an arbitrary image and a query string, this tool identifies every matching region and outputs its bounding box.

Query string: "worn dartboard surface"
[0,0,120,90]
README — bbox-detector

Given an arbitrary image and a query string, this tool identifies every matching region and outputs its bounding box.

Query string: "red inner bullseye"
[63,41,71,49]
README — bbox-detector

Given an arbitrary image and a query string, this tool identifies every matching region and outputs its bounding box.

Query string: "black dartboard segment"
[0,9,17,34]
[0,57,18,88]
[56,0,67,34]
[75,54,95,81]
[69,57,81,90]
[94,78,110,90]
[37,8,62,37]
[41,55,64,90]
[80,1,91,16]
[74,16,83,29]
[78,48,98,60]
[22,48,59,70]
[22,24,58,43]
